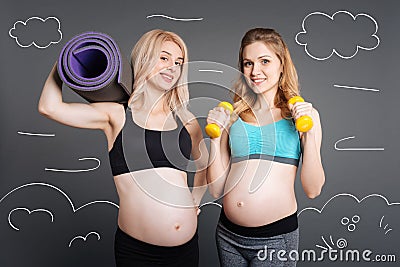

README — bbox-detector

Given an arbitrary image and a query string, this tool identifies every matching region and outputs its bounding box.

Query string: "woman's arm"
[206,107,232,199]
[38,62,123,131]
[184,115,208,209]
[295,104,325,198]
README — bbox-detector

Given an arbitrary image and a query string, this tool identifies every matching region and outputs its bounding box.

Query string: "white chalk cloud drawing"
[295,10,380,60]
[299,193,399,216]
[146,14,203,21]
[0,182,119,214]
[45,157,101,172]
[334,136,384,151]
[8,207,54,231]
[298,191,399,261]
[17,131,55,137]
[69,231,101,247]
[9,16,62,49]
[379,216,393,235]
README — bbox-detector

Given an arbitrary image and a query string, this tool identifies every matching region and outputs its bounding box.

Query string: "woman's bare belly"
[114,167,197,246]
[223,159,298,227]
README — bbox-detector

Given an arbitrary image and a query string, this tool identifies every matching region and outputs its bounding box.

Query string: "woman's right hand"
[207,106,232,133]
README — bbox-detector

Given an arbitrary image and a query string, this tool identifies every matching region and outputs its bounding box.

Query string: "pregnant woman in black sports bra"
[38,29,207,267]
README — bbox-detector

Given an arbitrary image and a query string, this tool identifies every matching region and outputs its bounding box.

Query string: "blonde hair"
[233,28,300,119]
[128,29,189,117]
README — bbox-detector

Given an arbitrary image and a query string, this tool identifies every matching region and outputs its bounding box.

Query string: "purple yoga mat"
[57,32,132,103]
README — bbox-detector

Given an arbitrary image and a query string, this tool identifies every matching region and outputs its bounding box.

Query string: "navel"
[237,201,244,207]
[174,223,181,231]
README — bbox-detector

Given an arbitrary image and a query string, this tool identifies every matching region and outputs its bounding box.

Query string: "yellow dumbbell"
[205,102,234,138]
[288,96,313,132]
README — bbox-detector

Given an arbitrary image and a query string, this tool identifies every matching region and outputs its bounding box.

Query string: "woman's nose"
[251,63,261,76]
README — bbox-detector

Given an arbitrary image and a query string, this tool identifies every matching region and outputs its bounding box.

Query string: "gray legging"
[216,222,299,267]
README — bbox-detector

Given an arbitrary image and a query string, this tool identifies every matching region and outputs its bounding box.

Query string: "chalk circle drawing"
[18,131,55,137]
[45,157,101,173]
[336,238,348,249]
[295,10,379,60]
[334,136,384,151]
[69,231,101,247]
[379,216,393,235]
[9,16,62,49]
[146,14,203,21]
[316,235,348,251]
[341,215,360,232]
[8,207,54,231]
[333,84,380,92]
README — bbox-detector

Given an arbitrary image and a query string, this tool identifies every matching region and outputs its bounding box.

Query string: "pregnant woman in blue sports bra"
[207,28,325,266]
[39,30,207,266]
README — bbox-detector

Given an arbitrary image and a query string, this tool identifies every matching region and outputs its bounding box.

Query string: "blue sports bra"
[229,117,301,166]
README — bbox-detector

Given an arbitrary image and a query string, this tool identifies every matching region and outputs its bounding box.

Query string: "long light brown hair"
[128,29,189,117]
[233,28,300,119]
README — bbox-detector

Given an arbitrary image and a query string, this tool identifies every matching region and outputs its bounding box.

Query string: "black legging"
[114,227,199,267]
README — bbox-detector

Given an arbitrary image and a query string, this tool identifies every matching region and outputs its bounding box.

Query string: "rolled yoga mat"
[57,32,133,103]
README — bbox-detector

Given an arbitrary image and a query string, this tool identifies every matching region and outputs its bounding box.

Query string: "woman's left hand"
[289,100,316,135]
[289,101,313,121]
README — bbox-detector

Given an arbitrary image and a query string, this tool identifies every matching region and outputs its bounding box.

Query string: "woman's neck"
[140,86,169,114]
[254,88,277,111]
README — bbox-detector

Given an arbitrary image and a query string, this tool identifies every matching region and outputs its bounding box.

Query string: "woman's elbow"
[38,102,54,117]
[38,100,62,121]
[306,189,321,199]
[208,185,223,199]
[306,180,325,199]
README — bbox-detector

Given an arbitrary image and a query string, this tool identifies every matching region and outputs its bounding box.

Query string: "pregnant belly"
[114,168,198,246]
[223,159,298,227]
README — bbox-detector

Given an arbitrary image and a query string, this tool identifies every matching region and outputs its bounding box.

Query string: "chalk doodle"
[18,131,55,137]
[9,16,62,49]
[295,10,379,60]
[8,207,54,231]
[69,231,101,247]
[334,136,384,151]
[45,157,101,173]
[146,14,203,21]
[333,84,380,92]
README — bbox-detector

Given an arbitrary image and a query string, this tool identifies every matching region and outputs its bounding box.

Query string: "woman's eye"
[262,59,269,64]
[161,56,168,61]
[243,61,252,67]
[175,61,182,66]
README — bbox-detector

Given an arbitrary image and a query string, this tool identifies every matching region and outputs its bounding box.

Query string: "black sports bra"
[109,107,192,176]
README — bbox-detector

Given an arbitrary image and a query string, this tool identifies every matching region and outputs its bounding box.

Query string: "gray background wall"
[1,0,399,266]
